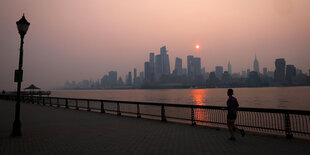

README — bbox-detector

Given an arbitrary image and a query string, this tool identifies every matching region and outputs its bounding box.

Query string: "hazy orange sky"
[0,0,310,90]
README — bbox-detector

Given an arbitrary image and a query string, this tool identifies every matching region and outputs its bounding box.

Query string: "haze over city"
[1,0,310,90]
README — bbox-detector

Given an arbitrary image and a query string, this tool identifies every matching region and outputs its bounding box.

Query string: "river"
[51,86,310,110]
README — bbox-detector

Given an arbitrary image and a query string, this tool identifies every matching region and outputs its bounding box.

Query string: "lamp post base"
[12,119,22,137]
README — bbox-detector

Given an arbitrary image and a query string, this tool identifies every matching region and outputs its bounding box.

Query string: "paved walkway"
[0,100,310,155]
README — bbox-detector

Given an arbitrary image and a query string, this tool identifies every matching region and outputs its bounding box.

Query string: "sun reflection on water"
[191,89,209,125]
[192,89,207,106]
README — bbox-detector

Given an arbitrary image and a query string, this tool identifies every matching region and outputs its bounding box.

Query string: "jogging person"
[225,88,245,140]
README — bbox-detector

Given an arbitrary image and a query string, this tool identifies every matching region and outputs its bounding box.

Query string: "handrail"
[15,95,310,115]
[1,94,309,139]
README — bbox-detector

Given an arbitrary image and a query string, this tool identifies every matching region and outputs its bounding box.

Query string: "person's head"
[227,89,234,96]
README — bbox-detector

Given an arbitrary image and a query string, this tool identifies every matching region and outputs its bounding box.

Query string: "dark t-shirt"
[227,96,239,115]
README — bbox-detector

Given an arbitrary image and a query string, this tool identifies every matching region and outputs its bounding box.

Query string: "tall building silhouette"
[296,69,303,75]
[144,62,150,81]
[118,77,124,85]
[100,71,118,88]
[263,67,267,76]
[187,55,194,79]
[187,55,201,80]
[155,54,163,80]
[285,65,296,83]
[274,58,286,83]
[228,61,232,74]
[160,46,170,75]
[247,69,251,78]
[133,68,137,85]
[174,57,182,75]
[253,54,259,73]
[193,57,201,77]
[108,71,117,85]
[126,72,132,86]
[215,66,224,80]
[149,53,155,81]
[154,46,171,80]
[140,72,144,82]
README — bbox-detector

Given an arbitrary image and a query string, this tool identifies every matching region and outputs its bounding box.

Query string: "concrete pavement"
[1,99,310,155]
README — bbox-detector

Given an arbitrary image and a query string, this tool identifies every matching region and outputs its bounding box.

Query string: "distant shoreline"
[54,85,310,90]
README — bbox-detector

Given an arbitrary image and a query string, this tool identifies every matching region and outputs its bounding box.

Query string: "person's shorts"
[227,113,237,122]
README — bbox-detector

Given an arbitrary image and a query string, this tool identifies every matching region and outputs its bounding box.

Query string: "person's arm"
[236,98,239,108]
[223,99,229,110]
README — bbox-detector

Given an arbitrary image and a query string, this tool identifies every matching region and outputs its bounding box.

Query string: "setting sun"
[195,45,200,49]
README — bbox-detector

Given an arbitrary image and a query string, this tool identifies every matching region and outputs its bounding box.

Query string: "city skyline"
[64,45,310,89]
[1,0,310,90]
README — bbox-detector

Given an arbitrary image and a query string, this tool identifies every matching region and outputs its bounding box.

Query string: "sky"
[0,0,310,90]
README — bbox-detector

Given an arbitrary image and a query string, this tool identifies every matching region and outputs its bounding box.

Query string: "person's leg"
[231,122,245,137]
[232,122,238,131]
[227,121,235,138]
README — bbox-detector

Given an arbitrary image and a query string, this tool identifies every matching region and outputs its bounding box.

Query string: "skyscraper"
[253,54,259,73]
[150,53,154,64]
[154,46,171,80]
[187,55,194,79]
[274,58,286,83]
[187,55,201,80]
[228,61,232,74]
[140,72,144,81]
[215,66,224,80]
[133,68,137,85]
[285,65,296,83]
[126,72,132,86]
[247,69,250,78]
[160,46,171,75]
[155,54,163,80]
[263,67,267,76]
[149,53,155,81]
[174,57,182,75]
[144,62,150,81]
[193,57,201,76]
[108,71,117,86]
[296,69,303,75]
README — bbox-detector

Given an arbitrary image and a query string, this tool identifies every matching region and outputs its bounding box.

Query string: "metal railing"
[1,94,309,139]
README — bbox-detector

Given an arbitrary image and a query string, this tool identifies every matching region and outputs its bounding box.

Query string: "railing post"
[191,107,196,126]
[101,101,105,113]
[27,96,30,103]
[31,95,34,104]
[117,102,121,116]
[75,100,79,110]
[87,100,91,111]
[137,104,141,118]
[57,98,60,107]
[49,98,52,106]
[37,96,39,104]
[65,99,68,108]
[43,97,45,105]
[284,113,293,139]
[161,105,167,122]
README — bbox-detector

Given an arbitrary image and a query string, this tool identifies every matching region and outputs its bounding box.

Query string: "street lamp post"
[12,14,30,137]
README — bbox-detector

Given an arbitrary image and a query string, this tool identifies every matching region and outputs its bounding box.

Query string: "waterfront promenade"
[1,100,310,155]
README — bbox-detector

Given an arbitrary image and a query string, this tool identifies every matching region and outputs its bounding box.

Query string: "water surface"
[51,86,310,110]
